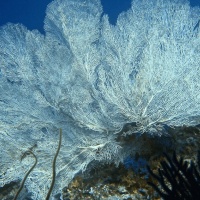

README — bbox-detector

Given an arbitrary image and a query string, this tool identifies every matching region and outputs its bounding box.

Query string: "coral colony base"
[0,0,199,199]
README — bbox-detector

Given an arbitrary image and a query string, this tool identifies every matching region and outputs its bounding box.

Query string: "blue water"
[1,0,199,34]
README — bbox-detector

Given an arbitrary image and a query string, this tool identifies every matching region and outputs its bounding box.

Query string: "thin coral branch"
[14,151,37,200]
[147,151,200,200]
[46,128,62,200]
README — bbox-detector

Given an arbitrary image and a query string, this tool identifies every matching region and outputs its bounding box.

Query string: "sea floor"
[1,126,200,200]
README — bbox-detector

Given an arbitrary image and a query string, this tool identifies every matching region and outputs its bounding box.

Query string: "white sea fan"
[0,0,199,199]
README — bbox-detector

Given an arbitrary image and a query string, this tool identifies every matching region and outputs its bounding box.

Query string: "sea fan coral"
[0,0,199,199]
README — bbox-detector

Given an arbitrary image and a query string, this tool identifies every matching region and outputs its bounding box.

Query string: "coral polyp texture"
[0,0,199,199]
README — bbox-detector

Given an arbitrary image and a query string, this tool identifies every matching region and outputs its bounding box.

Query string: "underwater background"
[1,0,199,33]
